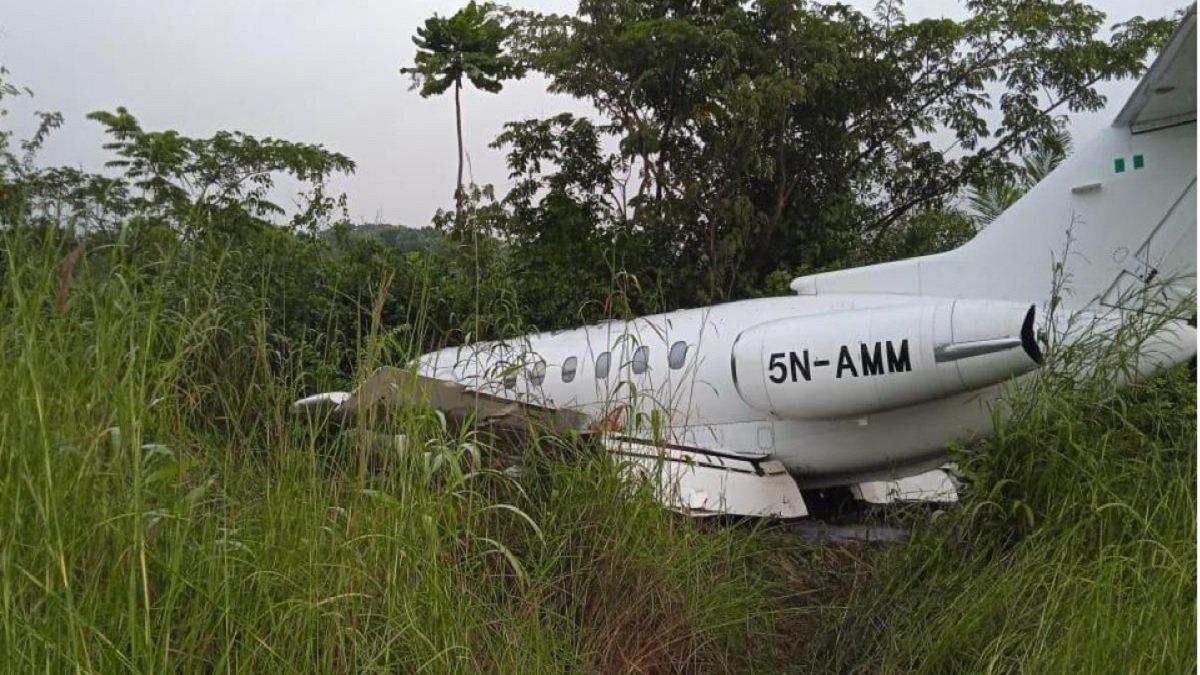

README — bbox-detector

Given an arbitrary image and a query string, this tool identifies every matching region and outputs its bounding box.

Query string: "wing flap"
[606,435,808,519]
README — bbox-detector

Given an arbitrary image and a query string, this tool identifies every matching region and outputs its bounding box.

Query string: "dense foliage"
[5,1,1180,343]
[0,66,777,674]
[0,2,1193,672]
[781,325,1197,674]
[0,224,785,673]
[476,0,1177,325]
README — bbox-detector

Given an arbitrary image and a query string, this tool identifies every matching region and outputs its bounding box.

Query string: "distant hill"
[328,223,443,253]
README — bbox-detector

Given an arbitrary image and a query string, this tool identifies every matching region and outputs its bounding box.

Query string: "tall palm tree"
[968,128,1073,227]
[401,2,522,224]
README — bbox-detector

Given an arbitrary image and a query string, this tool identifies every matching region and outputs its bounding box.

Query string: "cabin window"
[596,351,611,379]
[668,341,688,370]
[529,359,546,386]
[631,346,649,374]
[562,356,577,383]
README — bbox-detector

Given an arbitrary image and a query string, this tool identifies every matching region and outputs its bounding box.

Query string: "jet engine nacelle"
[731,299,1044,420]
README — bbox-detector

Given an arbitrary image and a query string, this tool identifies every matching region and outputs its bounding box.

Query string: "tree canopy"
[468,0,1178,325]
[402,1,523,98]
[1,1,1184,346]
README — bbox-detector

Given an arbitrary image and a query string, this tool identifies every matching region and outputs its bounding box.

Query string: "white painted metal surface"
[730,299,1042,420]
[852,469,959,505]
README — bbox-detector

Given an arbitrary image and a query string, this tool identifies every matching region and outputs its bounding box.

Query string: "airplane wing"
[1113,7,1196,133]
[292,367,807,518]
[293,366,590,435]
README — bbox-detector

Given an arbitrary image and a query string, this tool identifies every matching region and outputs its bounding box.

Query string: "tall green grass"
[0,229,778,673]
[2,226,1193,674]
[785,303,1197,674]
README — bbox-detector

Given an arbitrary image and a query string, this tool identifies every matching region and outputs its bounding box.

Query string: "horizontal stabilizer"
[1113,7,1196,132]
[606,435,808,518]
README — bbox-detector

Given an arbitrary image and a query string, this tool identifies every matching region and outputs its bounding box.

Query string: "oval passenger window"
[596,352,611,379]
[668,341,688,370]
[529,359,546,386]
[632,346,649,374]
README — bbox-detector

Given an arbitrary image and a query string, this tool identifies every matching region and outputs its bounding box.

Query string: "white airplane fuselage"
[417,293,1048,487]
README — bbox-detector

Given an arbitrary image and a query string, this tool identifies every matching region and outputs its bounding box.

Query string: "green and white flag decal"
[1114,154,1145,173]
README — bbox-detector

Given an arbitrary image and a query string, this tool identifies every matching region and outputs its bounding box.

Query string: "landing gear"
[799,486,858,521]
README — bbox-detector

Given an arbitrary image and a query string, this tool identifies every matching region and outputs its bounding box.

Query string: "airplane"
[294,9,1197,519]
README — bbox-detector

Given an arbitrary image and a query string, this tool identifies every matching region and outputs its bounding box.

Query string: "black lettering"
[860,342,885,376]
[768,353,787,383]
[790,350,811,382]
[836,346,859,379]
[813,359,830,367]
[886,339,912,373]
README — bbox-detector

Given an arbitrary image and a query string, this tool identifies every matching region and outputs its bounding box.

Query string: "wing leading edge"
[293,366,590,434]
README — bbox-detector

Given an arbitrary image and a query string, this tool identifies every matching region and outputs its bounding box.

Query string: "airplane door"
[1101,177,1197,315]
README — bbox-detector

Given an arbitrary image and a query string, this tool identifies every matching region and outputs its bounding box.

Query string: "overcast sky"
[1,0,1186,227]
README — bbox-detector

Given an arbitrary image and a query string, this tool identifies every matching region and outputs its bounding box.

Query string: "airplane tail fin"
[792,9,1196,317]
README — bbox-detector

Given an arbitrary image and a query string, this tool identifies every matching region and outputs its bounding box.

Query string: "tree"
[326,222,444,253]
[490,113,657,327]
[968,128,1074,227]
[400,2,523,230]
[87,107,355,238]
[496,0,1176,310]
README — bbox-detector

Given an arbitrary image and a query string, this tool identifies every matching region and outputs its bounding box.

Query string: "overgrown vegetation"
[777,309,1197,674]
[0,63,782,673]
[471,0,1176,318]
[0,227,782,672]
[1,0,1195,671]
